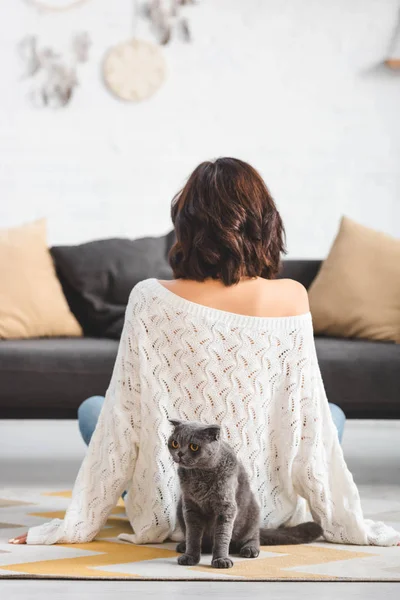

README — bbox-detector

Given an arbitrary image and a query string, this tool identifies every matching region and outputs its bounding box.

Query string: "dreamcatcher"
[23,0,90,11]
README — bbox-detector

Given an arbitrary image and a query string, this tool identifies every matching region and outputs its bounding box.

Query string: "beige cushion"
[308,215,400,343]
[0,219,82,339]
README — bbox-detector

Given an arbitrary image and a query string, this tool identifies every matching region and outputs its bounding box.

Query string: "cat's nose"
[178,451,183,458]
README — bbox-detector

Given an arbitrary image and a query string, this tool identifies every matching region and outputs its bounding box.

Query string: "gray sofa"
[0,260,398,420]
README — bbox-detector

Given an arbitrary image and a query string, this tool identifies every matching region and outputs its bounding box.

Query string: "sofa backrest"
[278,260,321,290]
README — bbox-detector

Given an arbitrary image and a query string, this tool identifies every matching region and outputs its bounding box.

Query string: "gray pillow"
[51,232,175,339]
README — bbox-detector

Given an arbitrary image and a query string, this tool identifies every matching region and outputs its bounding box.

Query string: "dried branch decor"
[18,32,91,108]
[144,0,198,45]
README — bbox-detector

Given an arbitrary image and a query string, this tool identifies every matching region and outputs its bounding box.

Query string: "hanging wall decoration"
[103,1,166,102]
[144,0,198,45]
[18,32,91,108]
[103,39,166,102]
[385,6,400,69]
[24,0,90,11]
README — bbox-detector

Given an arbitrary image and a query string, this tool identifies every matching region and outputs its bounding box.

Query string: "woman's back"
[159,276,310,319]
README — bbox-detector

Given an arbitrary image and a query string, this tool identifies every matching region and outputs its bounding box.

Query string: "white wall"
[0,0,399,257]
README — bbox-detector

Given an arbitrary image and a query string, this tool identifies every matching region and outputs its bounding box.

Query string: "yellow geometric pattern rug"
[1,489,400,581]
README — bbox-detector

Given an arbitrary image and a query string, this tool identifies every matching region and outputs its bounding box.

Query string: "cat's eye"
[189,443,199,452]
[171,440,179,449]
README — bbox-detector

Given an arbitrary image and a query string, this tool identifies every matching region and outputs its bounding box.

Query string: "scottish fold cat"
[168,419,323,569]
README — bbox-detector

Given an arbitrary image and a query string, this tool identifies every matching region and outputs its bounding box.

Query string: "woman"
[10,158,400,547]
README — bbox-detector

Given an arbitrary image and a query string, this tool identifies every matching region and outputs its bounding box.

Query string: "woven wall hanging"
[102,0,166,102]
[103,38,166,102]
[24,0,90,11]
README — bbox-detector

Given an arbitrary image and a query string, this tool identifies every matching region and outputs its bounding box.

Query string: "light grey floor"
[1,419,400,599]
[0,580,400,600]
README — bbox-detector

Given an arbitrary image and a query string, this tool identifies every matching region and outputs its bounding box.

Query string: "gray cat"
[168,419,323,569]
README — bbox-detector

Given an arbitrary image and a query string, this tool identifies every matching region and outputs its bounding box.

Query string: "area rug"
[0,488,400,581]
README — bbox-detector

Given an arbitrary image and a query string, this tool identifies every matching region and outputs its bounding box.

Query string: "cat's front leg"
[175,497,186,553]
[238,522,260,558]
[178,500,204,566]
[212,503,237,569]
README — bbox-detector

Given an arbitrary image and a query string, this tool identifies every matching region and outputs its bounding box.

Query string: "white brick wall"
[0,0,399,256]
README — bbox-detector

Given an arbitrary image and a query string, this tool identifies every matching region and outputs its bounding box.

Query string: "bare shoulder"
[277,279,310,314]
[265,278,310,316]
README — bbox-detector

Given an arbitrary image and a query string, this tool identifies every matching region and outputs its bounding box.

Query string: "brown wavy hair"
[168,158,287,286]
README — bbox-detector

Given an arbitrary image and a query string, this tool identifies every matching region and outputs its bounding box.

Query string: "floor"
[0,419,399,599]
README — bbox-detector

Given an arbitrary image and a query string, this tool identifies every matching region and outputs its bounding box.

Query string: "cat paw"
[178,553,200,566]
[239,545,260,558]
[176,541,186,554]
[212,557,234,569]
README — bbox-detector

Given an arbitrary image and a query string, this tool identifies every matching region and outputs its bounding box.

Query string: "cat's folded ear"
[202,425,221,441]
[169,419,182,428]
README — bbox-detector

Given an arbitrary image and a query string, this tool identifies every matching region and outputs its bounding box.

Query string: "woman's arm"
[25,290,141,545]
[291,319,400,547]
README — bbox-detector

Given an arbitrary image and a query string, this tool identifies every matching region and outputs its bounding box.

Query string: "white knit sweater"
[27,278,400,547]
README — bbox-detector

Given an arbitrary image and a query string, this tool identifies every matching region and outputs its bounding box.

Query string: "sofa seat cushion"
[0,338,118,418]
[315,336,400,419]
[0,334,398,420]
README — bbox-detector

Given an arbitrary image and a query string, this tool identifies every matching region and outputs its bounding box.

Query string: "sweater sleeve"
[291,319,400,547]
[26,290,141,545]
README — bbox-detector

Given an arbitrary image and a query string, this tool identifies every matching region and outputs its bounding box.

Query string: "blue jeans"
[78,396,346,447]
